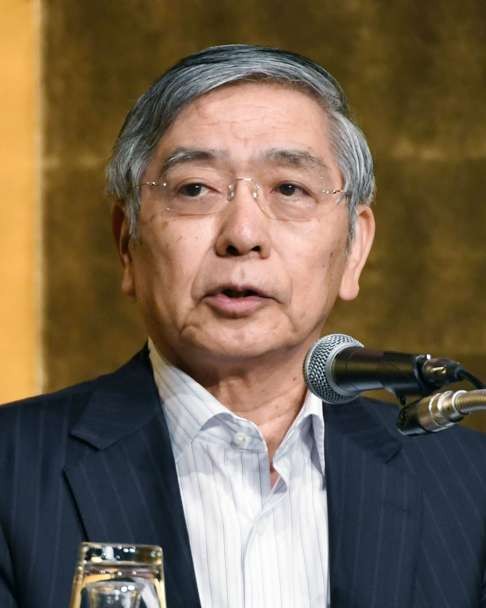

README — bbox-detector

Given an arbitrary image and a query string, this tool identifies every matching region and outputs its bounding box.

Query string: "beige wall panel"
[0,0,41,403]
[42,1,486,430]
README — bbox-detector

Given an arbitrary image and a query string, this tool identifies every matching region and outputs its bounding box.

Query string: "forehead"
[151,82,336,166]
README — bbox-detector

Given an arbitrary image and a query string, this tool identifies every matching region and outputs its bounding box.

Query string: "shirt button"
[233,431,250,448]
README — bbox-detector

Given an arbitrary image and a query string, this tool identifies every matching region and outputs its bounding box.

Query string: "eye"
[178,183,208,197]
[276,182,308,197]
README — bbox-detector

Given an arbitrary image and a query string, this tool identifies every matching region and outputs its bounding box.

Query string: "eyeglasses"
[138,165,348,222]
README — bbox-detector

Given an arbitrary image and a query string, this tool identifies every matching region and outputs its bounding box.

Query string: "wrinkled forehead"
[164,80,332,135]
[146,82,339,177]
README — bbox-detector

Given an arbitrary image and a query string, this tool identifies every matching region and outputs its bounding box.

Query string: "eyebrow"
[262,148,331,172]
[160,147,225,173]
[159,146,331,173]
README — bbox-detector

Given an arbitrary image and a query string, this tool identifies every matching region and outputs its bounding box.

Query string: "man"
[0,45,485,608]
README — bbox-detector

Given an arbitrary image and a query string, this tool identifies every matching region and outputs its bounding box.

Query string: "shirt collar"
[148,340,325,472]
[148,340,229,462]
[285,387,325,473]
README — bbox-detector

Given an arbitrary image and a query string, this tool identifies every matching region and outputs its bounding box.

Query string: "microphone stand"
[397,389,486,435]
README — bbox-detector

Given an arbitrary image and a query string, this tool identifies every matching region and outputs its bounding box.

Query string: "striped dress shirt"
[149,342,329,608]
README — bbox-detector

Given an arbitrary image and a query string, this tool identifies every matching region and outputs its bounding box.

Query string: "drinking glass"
[86,580,143,608]
[69,543,166,608]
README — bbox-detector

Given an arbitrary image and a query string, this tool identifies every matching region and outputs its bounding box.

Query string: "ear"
[112,203,136,298]
[339,205,375,301]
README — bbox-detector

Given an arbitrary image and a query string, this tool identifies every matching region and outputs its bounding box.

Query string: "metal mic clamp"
[397,389,486,435]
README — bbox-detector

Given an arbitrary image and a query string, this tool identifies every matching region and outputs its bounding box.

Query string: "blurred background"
[2,0,486,431]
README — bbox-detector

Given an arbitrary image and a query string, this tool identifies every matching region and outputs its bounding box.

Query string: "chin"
[198,339,269,361]
[177,314,315,366]
[190,328,304,364]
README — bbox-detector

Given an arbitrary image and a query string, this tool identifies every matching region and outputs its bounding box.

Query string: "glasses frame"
[138,175,348,221]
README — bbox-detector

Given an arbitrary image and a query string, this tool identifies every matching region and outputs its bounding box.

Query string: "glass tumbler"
[86,580,143,608]
[69,542,166,608]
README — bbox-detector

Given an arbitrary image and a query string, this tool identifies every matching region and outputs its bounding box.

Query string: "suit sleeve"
[0,519,18,608]
[481,565,486,608]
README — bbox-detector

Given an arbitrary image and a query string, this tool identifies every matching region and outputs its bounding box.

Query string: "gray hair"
[106,44,375,239]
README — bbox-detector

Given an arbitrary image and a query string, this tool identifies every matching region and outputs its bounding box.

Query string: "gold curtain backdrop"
[2,0,486,431]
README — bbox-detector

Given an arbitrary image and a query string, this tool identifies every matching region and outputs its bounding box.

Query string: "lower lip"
[204,293,270,316]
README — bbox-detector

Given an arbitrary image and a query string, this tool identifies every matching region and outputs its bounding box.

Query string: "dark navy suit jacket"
[1,348,486,607]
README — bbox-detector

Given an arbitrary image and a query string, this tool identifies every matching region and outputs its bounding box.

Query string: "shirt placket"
[241,437,298,607]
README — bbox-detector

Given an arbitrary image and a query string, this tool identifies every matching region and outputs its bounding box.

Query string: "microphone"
[303,333,462,404]
[397,389,486,435]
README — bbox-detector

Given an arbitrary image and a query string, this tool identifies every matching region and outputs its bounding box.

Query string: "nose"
[214,177,272,258]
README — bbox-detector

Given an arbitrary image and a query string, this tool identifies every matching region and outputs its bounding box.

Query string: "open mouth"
[204,285,270,315]
[221,288,260,298]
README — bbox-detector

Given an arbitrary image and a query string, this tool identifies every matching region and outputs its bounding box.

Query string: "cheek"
[287,224,345,280]
[132,219,211,308]
[284,238,347,320]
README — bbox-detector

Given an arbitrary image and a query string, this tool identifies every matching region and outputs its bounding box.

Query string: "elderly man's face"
[114,83,374,370]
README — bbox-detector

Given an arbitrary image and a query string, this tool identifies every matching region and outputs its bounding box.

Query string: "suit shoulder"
[0,376,98,418]
[0,380,100,458]
[0,347,148,425]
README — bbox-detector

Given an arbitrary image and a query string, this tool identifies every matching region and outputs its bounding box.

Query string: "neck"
[210,374,307,462]
[174,344,311,461]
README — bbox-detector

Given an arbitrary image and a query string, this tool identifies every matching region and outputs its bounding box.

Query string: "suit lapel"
[324,400,422,608]
[64,349,201,608]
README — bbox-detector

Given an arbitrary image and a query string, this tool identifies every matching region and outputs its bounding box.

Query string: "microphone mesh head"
[304,333,363,404]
